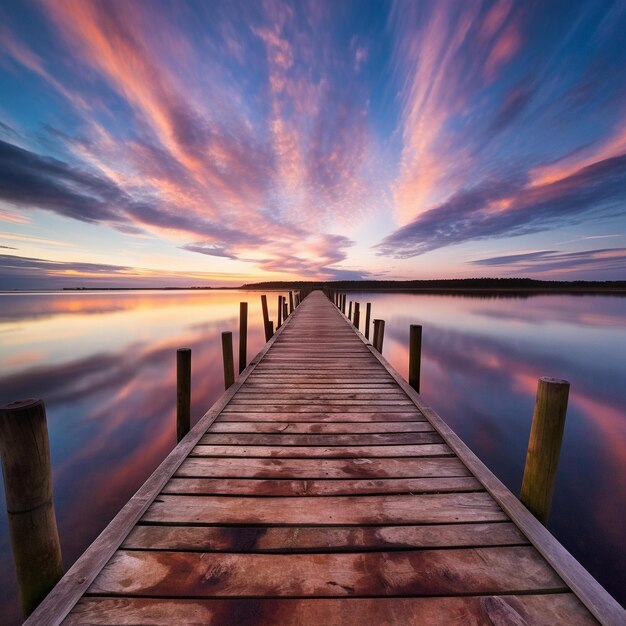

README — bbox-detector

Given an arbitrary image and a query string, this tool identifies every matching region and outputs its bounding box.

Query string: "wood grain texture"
[87,547,566,597]
[64,594,598,625]
[198,432,444,445]
[141,493,507,525]
[122,521,526,552]
[189,443,452,458]
[209,421,434,433]
[160,476,482,496]
[176,457,472,479]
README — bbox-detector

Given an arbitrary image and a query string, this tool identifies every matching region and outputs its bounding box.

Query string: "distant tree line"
[241,278,626,292]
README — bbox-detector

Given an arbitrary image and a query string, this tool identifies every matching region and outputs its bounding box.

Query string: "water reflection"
[0,290,624,621]
[0,289,286,624]
[353,291,626,607]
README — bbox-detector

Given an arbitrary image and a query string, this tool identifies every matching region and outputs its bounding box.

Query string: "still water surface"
[0,289,624,621]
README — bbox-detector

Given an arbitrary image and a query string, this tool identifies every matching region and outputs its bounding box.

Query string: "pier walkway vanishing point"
[26,292,624,625]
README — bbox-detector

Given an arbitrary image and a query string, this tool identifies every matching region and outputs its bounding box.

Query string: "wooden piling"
[289,291,294,314]
[277,295,283,328]
[221,332,235,390]
[365,302,371,340]
[283,300,288,320]
[520,377,570,525]
[348,300,352,321]
[409,324,422,393]
[261,295,271,341]
[373,319,385,353]
[0,399,63,617]
[341,294,346,314]
[238,302,248,374]
[176,348,191,442]
[353,302,360,330]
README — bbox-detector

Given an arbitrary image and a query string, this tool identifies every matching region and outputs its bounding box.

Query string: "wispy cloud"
[382,0,626,265]
[378,153,626,257]
[470,247,626,277]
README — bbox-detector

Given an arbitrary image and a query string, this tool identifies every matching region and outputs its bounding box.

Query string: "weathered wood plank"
[209,422,435,434]
[142,493,506,525]
[222,403,419,414]
[189,444,452,458]
[160,476,482,496]
[87,547,566,597]
[217,412,424,421]
[122,522,526,552]
[176,457,471,479]
[227,399,414,406]
[64,594,598,625]
[198,432,443,445]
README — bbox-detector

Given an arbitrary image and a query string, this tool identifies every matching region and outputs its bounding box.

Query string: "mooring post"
[341,294,346,314]
[277,295,283,328]
[365,302,372,340]
[221,331,235,390]
[239,302,248,374]
[176,348,191,442]
[353,302,360,330]
[373,319,385,353]
[348,300,353,320]
[283,300,288,320]
[409,324,422,393]
[0,399,63,617]
[261,295,271,341]
[520,377,570,525]
[289,291,294,314]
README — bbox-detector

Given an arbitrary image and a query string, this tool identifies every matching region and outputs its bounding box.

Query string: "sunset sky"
[1,0,625,288]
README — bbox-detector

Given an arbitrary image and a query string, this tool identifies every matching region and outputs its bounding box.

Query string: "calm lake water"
[0,289,624,621]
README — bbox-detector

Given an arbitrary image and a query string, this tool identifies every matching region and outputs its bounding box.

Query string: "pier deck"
[28,292,623,625]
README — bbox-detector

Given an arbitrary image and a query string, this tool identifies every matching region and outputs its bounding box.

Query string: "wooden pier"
[25,291,624,625]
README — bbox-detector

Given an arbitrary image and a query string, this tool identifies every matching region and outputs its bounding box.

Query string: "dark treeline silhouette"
[242,278,626,293]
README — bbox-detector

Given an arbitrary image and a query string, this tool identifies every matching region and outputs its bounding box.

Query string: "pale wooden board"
[142,493,506,525]
[176,457,472,479]
[198,432,444,445]
[63,594,599,625]
[87,547,566,597]
[160,476,482,496]
[219,407,421,415]
[122,521,527,552]
[189,443,452,458]
[208,422,434,434]
[222,401,419,412]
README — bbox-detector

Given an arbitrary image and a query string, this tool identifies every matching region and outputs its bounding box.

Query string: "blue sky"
[0,0,625,288]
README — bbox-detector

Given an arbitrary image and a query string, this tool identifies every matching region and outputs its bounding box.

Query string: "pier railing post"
[261,295,272,341]
[277,295,283,328]
[353,302,360,330]
[176,348,191,442]
[520,377,570,525]
[365,302,371,340]
[341,294,346,314]
[289,291,294,314]
[373,319,385,353]
[348,300,352,321]
[0,399,63,617]
[239,302,248,374]
[283,299,288,320]
[221,332,235,390]
[409,324,422,393]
